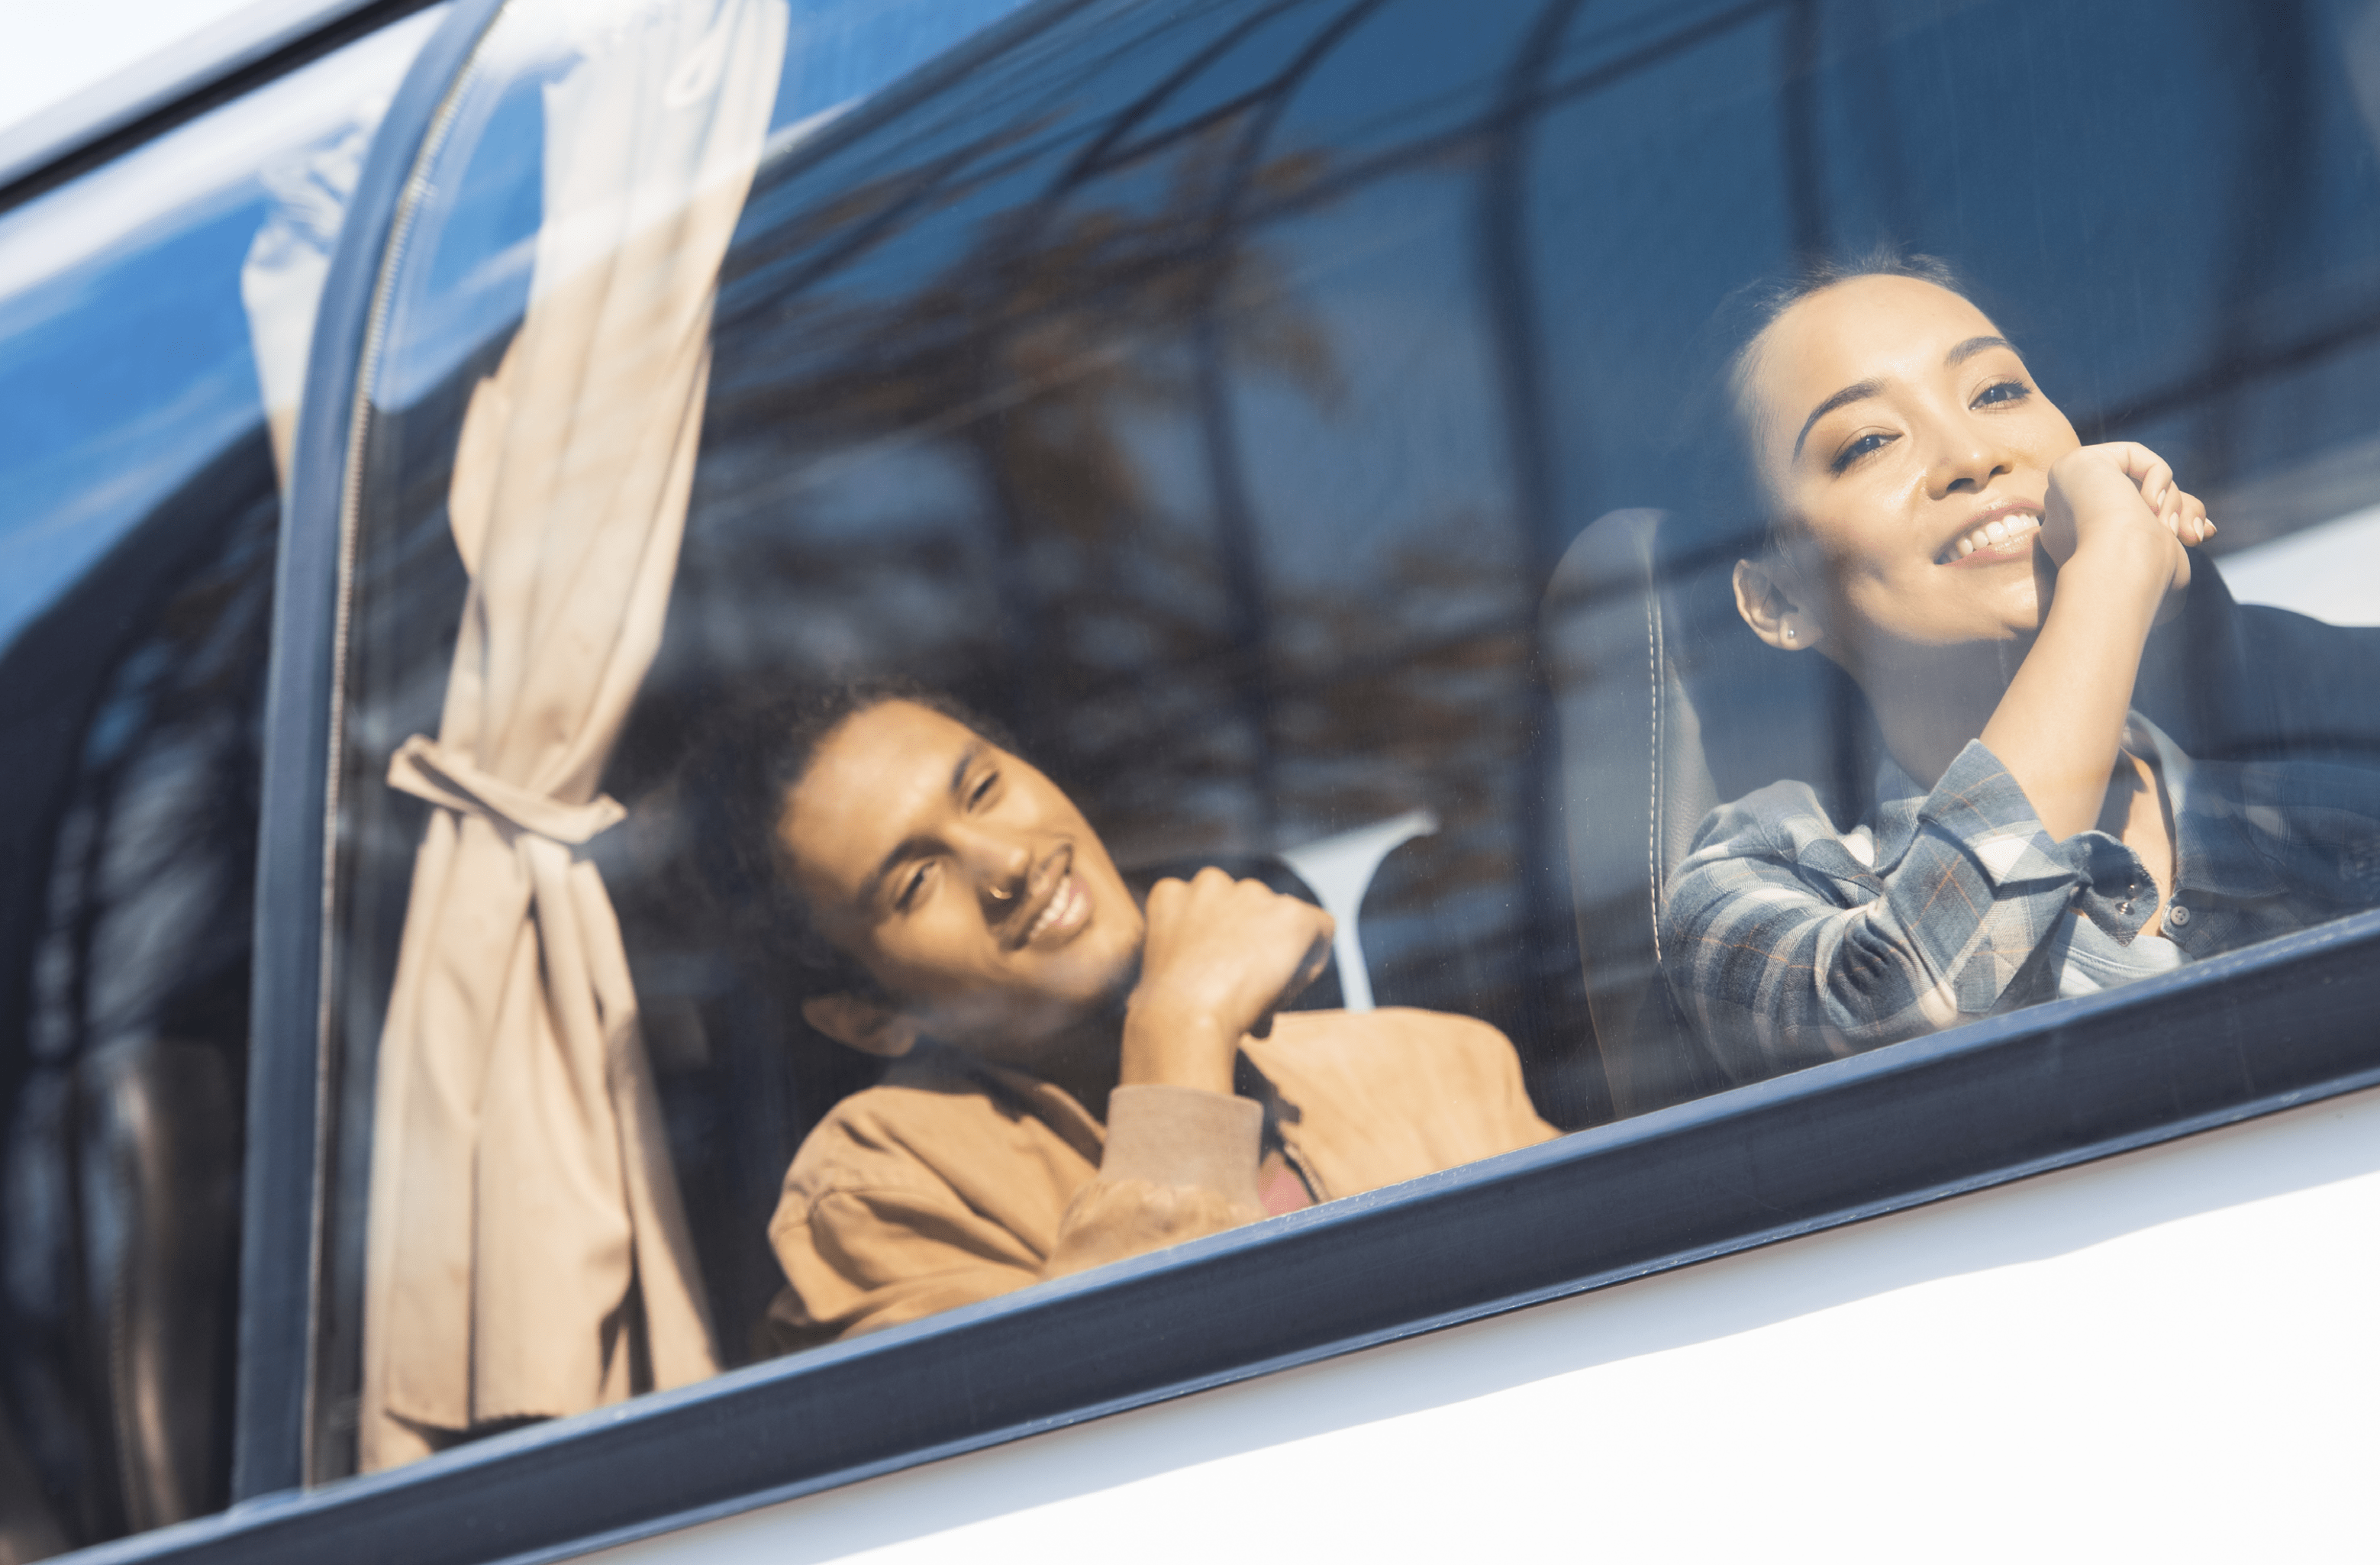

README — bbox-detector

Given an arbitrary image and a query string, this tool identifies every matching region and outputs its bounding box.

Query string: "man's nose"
[952,825,1031,912]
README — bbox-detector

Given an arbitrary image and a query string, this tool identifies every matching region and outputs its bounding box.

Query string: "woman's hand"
[2040,442,2210,621]
[1121,869,1335,1094]
[1986,440,2212,843]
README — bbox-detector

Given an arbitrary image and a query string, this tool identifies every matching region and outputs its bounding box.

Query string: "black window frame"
[66,0,2380,1557]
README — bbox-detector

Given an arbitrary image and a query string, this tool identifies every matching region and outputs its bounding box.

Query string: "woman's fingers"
[2161,487,2216,547]
[2090,441,2173,503]
[2085,440,2215,545]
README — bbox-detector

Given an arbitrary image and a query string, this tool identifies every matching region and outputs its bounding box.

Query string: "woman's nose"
[1924,424,2011,497]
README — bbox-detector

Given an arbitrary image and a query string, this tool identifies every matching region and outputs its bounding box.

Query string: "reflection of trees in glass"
[670,126,1342,855]
[0,431,275,1545]
[648,88,1597,1117]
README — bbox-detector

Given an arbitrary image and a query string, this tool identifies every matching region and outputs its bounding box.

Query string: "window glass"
[324,0,1050,1483]
[0,10,443,1550]
[327,0,2380,1476]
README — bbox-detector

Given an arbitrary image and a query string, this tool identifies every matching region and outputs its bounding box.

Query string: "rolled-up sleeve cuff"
[1922,739,2058,844]
[1923,739,2156,942]
[1100,1086,1263,1209]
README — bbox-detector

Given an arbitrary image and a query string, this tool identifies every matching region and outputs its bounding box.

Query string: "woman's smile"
[1937,499,2043,566]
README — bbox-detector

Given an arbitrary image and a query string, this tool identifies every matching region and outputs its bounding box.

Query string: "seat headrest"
[1543,508,1876,1116]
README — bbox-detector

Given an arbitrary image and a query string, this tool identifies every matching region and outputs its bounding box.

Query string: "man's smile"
[1008,844,1092,950]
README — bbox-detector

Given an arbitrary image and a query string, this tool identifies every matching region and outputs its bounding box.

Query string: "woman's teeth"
[1948,515,2040,560]
[1027,875,1076,941]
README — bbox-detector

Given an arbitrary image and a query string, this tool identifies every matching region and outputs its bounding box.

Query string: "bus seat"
[75,1035,242,1534]
[0,1402,69,1562]
[1544,508,2380,1119]
[1541,510,1779,1118]
[2131,561,2380,768]
[1357,824,1608,1131]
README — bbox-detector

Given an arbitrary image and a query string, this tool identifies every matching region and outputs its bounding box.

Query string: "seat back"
[1544,510,1862,1116]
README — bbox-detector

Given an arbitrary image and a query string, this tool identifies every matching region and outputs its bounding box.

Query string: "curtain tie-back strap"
[386,734,627,845]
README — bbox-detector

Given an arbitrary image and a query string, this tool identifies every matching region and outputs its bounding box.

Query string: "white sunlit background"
[0,0,263,139]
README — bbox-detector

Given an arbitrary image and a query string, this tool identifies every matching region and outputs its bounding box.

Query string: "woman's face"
[1735,274,2082,659]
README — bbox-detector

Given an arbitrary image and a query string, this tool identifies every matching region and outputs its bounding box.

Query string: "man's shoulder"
[1248,1008,1557,1171]
[1272,1003,1509,1044]
[779,1049,1100,1215]
[783,1057,1004,1192]
[1253,1006,1523,1083]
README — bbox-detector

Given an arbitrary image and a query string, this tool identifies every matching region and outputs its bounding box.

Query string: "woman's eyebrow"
[1945,334,2016,366]
[1792,379,1882,461]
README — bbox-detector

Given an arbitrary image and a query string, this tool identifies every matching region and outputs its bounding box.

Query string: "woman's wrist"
[2062,508,2187,621]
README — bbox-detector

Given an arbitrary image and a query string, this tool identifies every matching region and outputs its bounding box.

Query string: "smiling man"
[685,682,1556,1350]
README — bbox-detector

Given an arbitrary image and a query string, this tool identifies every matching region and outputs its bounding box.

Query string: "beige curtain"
[360,0,786,1472]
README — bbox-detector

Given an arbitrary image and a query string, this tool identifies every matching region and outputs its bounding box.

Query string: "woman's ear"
[801,993,921,1058]
[1733,557,1822,653]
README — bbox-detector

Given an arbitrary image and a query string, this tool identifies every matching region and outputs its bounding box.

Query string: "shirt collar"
[1863,712,2283,899]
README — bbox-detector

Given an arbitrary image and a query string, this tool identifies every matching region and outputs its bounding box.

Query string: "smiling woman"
[1658,258,2380,1080]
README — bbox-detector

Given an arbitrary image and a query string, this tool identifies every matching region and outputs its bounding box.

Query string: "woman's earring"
[1783,625,1797,642]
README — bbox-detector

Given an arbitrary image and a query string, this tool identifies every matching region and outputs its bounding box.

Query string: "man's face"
[776,700,1146,1060]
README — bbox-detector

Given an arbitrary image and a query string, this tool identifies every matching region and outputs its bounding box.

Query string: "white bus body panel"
[593,1086,2380,1564]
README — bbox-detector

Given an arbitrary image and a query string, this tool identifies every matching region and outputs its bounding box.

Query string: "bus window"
[319,0,2380,1499]
[0,10,442,1551]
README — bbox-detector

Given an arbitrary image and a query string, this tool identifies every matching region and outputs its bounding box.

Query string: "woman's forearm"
[1978,542,2165,841]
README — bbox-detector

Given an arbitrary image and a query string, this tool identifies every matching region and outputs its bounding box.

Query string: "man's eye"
[1830,431,1895,474]
[969,770,998,808]
[1974,379,2030,407]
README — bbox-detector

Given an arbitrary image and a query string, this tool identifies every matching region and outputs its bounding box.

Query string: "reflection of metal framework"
[920,0,1824,802]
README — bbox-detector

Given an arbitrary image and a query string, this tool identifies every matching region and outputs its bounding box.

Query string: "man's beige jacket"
[765,1008,1559,1350]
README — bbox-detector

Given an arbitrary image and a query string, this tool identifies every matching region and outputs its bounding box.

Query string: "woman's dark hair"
[1678,245,1969,566]
[675,677,1016,1009]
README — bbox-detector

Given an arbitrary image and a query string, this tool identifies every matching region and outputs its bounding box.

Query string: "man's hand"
[1120,869,1335,1095]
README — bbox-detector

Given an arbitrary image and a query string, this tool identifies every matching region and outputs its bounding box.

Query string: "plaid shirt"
[1660,715,2380,1083]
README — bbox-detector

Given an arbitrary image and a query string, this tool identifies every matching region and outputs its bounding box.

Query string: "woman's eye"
[968,770,998,808]
[1974,379,2030,407]
[895,864,930,912]
[1830,431,1895,473]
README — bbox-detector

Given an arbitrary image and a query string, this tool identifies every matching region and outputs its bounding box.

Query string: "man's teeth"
[1027,876,1072,940]
[1949,516,2040,559]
